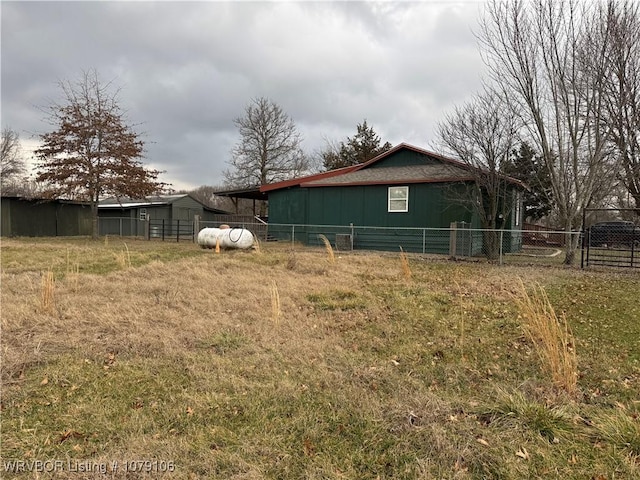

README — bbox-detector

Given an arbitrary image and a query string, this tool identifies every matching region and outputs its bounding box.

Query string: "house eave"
[300,177,476,188]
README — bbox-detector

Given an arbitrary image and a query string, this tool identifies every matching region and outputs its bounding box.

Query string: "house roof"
[260,164,361,193]
[302,163,473,187]
[99,194,191,208]
[260,143,525,192]
[98,194,229,214]
[1,195,92,206]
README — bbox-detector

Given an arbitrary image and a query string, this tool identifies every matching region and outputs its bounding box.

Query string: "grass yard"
[1,237,639,479]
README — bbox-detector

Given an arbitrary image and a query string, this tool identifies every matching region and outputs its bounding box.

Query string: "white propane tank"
[197,227,254,249]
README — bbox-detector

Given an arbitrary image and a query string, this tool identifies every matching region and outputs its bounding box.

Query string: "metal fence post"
[351,223,355,250]
[449,222,457,259]
[162,219,165,242]
[193,215,200,243]
[499,230,504,266]
[422,228,426,254]
[292,225,295,248]
[119,218,122,237]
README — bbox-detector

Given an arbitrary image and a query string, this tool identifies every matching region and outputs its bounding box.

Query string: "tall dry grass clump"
[399,247,412,281]
[115,243,132,269]
[514,280,578,398]
[41,269,55,313]
[271,280,281,325]
[271,280,282,325]
[252,234,262,254]
[66,248,80,291]
[318,234,335,263]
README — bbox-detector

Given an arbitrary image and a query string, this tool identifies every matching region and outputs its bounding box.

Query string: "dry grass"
[270,280,281,325]
[399,246,412,281]
[514,280,578,398]
[317,234,335,263]
[1,237,639,479]
[40,268,55,314]
[115,242,132,269]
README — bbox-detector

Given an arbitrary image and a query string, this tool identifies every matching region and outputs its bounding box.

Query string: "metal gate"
[149,219,195,242]
[582,208,640,268]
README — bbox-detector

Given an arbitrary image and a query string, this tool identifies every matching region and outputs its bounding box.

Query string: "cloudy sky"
[2,0,487,191]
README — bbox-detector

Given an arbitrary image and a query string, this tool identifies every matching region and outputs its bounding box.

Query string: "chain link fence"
[213,221,580,267]
[99,216,635,268]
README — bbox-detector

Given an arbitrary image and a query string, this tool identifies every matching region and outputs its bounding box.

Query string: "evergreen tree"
[502,142,554,222]
[322,120,392,170]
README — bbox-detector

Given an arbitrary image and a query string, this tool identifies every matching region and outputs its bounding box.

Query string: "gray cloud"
[2,1,486,190]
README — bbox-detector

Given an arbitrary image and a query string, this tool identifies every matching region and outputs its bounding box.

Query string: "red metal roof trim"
[260,164,360,192]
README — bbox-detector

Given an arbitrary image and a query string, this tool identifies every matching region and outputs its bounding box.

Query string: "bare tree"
[35,69,167,238]
[1,127,27,194]
[600,0,640,214]
[438,90,520,259]
[479,0,616,264]
[224,97,309,189]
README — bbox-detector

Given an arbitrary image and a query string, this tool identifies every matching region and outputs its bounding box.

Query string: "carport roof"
[211,187,268,201]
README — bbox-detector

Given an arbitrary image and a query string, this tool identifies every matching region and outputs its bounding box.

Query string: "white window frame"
[388,186,409,213]
[139,208,147,221]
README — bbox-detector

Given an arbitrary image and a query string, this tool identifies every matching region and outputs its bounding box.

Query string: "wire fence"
[200,220,583,267]
[98,216,640,269]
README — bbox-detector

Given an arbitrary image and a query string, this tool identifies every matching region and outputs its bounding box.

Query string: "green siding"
[1,198,92,237]
[268,188,307,225]
[148,206,171,221]
[267,183,480,253]
[368,149,442,169]
[305,184,474,229]
[172,196,204,220]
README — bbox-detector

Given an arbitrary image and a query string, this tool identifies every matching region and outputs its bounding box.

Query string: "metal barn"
[1,196,92,237]
[261,144,524,254]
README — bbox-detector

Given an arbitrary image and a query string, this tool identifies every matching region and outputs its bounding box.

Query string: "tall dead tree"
[35,70,167,238]
[224,97,309,217]
[225,97,308,188]
[438,90,520,260]
[0,127,27,194]
[600,0,640,214]
[479,0,616,264]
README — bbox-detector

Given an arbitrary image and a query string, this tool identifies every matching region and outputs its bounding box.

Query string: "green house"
[261,144,524,255]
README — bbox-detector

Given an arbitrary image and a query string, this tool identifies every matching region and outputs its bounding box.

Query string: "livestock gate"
[582,208,640,269]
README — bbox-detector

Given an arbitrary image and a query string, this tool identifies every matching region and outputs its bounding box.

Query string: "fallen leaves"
[58,429,83,444]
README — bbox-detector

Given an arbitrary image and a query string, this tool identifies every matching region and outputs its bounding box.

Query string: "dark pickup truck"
[587,221,640,248]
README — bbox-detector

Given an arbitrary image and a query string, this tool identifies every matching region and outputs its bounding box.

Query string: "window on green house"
[388,186,409,212]
[139,208,147,221]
